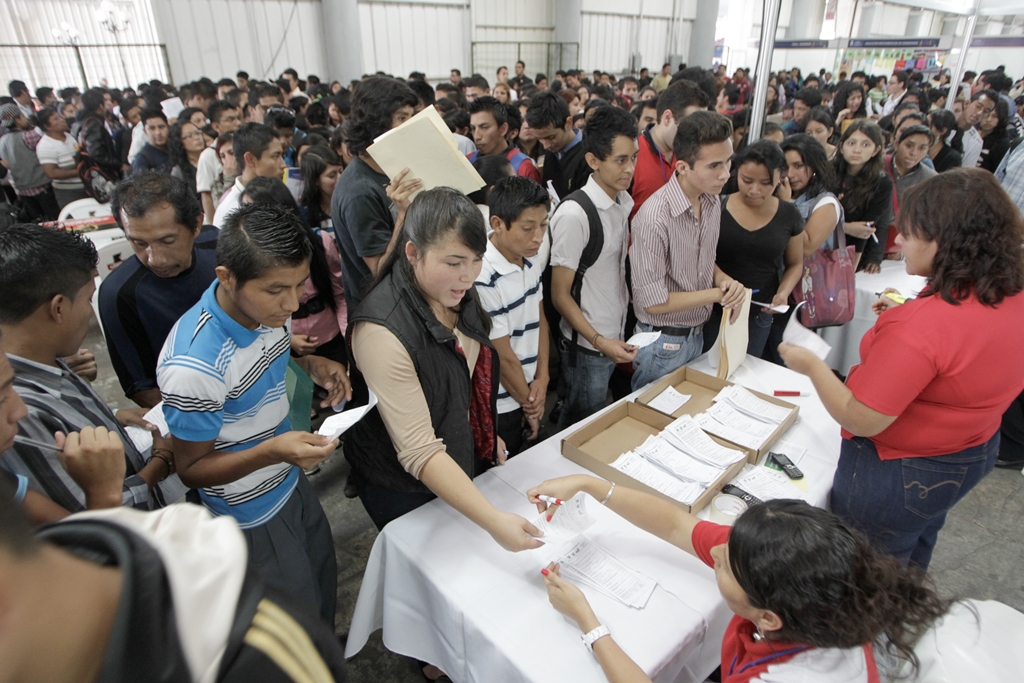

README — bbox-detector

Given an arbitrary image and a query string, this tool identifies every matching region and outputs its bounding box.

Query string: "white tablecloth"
[820,260,927,375]
[344,355,842,683]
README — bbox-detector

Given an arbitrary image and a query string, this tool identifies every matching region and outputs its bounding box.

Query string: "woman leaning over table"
[779,168,1024,570]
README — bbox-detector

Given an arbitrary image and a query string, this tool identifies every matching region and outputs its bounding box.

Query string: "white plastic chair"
[94,235,130,282]
[60,197,112,220]
[909,600,1024,681]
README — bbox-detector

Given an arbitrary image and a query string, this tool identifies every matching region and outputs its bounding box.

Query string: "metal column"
[322,0,364,88]
[746,0,784,143]
[945,4,980,111]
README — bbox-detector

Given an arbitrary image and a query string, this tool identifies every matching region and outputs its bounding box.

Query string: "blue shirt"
[98,226,218,397]
[131,143,171,174]
[157,281,297,528]
[557,128,583,160]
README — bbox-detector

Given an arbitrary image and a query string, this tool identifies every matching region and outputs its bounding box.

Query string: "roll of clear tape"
[709,493,748,525]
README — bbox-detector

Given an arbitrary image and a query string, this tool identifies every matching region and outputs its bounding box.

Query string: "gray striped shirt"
[0,355,186,512]
[631,175,721,327]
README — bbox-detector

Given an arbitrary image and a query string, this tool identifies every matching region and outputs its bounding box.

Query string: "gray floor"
[83,318,1024,682]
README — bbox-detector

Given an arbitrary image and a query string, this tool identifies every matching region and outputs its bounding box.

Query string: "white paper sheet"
[783,302,832,361]
[635,435,726,485]
[530,493,596,544]
[751,301,790,314]
[661,414,747,468]
[609,452,704,505]
[694,413,766,452]
[125,402,170,453]
[731,466,806,502]
[625,331,661,348]
[706,403,775,440]
[317,390,378,439]
[645,386,691,414]
[160,96,184,121]
[557,537,657,609]
[713,385,793,424]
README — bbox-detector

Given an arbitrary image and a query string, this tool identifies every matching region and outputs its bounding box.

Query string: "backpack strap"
[558,189,604,367]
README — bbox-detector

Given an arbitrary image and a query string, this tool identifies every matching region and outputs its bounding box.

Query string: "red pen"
[773,390,809,397]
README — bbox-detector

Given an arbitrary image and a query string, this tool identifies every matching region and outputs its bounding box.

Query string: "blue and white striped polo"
[157,281,297,529]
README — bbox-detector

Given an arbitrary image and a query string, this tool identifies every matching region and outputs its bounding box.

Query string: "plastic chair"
[60,198,112,220]
[907,600,1024,681]
[94,235,130,282]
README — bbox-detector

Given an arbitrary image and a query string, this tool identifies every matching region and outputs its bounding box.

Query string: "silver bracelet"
[600,481,616,505]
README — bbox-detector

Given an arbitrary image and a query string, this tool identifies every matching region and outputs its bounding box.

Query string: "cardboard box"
[634,366,799,462]
[560,401,750,514]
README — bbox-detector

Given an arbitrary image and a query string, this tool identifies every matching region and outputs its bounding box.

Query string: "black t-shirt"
[932,144,962,173]
[330,157,396,312]
[840,171,893,255]
[716,196,805,296]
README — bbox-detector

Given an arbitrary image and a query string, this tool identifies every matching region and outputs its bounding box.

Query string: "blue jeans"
[630,321,704,391]
[557,341,617,431]
[832,433,1000,570]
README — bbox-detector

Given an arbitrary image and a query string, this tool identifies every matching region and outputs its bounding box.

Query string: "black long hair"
[167,121,199,193]
[730,500,951,670]
[298,144,340,227]
[830,81,868,121]
[781,133,836,200]
[240,176,337,311]
[834,119,886,216]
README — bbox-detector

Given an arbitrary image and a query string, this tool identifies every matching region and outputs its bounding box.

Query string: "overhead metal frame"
[747,0,783,143]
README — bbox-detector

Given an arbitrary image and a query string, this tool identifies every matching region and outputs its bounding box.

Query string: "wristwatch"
[581,624,611,653]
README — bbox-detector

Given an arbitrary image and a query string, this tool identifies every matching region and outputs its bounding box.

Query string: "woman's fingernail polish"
[546,515,553,522]
[541,568,549,576]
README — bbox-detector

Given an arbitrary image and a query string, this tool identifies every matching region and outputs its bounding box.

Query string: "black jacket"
[77,112,123,175]
[542,136,592,200]
[344,264,499,494]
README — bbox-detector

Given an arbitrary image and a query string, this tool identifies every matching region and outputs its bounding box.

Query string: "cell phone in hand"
[768,452,804,480]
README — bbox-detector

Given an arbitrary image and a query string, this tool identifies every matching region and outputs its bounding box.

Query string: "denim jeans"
[557,341,616,431]
[831,433,1001,570]
[703,306,774,359]
[630,321,704,391]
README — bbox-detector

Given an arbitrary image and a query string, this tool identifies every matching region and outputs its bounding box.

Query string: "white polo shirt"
[475,235,549,414]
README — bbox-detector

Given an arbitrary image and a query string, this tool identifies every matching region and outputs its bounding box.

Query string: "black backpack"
[74,118,120,203]
[542,189,604,367]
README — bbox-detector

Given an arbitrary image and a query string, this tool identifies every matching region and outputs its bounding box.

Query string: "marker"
[773,390,809,397]
[874,291,909,304]
[538,495,564,506]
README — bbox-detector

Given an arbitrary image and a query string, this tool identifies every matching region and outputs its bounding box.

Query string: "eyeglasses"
[181,131,204,140]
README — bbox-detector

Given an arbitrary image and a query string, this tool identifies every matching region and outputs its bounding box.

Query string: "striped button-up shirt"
[1,355,186,512]
[631,174,722,328]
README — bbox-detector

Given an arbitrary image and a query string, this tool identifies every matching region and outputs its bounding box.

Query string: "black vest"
[344,265,499,493]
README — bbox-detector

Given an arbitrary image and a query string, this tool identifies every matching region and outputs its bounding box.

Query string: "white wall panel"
[151,0,326,84]
[359,1,469,79]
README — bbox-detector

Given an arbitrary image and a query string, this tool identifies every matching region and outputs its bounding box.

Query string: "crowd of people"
[1,56,1023,683]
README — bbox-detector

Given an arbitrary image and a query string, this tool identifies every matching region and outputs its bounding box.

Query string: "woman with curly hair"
[780,168,1024,570]
[831,81,869,132]
[168,120,205,196]
[529,478,951,682]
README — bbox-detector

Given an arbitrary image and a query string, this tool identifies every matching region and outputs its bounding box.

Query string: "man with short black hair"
[510,60,532,91]
[212,122,286,228]
[0,222,186,513]
[468,96,541,181]
[526,91,590,198]
[100,173,217,408]
[131,109,171,174]
[630,111,746,389]
[35,104,88,208]
[216,77,235,100]
[280,68,303,100]
[8,80,34,119]
[0,105,59,221]
[331,77,419,310]
[251,84,284,124]
[236,70,249,90]
[620,76,639,104]
[407,78,436,111]
[450,68,462,86]
[158,202,351,625]
[464,74,491,103]
[652,63,673,92]
[197,100,241,222]
[881,72,909,117]
[35,86,56,106]
[187,79,218,113]
[638,67,652,90]
[956,88,998,169]
[631,80,709,216]
[263,106,297,165]
[782,88,822,135]
[75,87,122,180]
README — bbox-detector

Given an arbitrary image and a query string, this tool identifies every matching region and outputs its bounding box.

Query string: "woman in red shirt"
[780,169,1024,569]
[527,475,949,683]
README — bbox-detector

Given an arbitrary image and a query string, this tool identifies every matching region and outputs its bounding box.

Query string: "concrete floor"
[82,318,1024,682]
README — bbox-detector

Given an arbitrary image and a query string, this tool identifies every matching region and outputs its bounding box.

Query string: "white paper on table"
[731,466,806,502]
[706,402,776,442]
[160,96,184,121]
[783,302,832,361]
[625,331,661,348]
[556,537,658,609]
[635,435,726,485]
[609,452,704,505]
[646,386,691,414]
[714,385,793,424]
[752,301,790,314]
[661,414,747,468]
[530,493,596,544]
[367,105,485,197]
[125,402,170,453]
[317,390,378,439]
[694,413,765,452]
[773,439,808,465]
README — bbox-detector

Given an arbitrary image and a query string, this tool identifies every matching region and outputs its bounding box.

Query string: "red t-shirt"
[844,290,1024,459]
[630,131,674,219]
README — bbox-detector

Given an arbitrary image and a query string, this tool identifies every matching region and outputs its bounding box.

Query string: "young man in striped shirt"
[475,177,551,456]
[157,203,352,626]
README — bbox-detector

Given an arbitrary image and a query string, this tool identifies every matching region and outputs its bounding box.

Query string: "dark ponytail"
[729,500,952,671]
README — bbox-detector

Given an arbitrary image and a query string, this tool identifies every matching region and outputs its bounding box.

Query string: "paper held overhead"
[366,105,485,197]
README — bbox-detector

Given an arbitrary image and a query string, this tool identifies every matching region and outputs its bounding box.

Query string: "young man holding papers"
[630,112,747,390]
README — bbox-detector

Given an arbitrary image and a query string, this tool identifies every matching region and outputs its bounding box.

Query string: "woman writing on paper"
[780,169,1024,570]
[527,477,950,682]
[345,187,542,553]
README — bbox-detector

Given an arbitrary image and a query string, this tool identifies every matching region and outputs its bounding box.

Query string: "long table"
[820,259,927,376]
[344,355,842,683]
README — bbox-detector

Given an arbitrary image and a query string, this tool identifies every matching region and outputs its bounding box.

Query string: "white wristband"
[581,624,611,653]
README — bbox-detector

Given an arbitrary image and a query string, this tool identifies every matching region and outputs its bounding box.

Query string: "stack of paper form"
[556,537,657,609]
[713,385,793,424]
[634,434,725,485]
[694,403,775,451]
[609,452,704,505]
[661,414,747,468]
